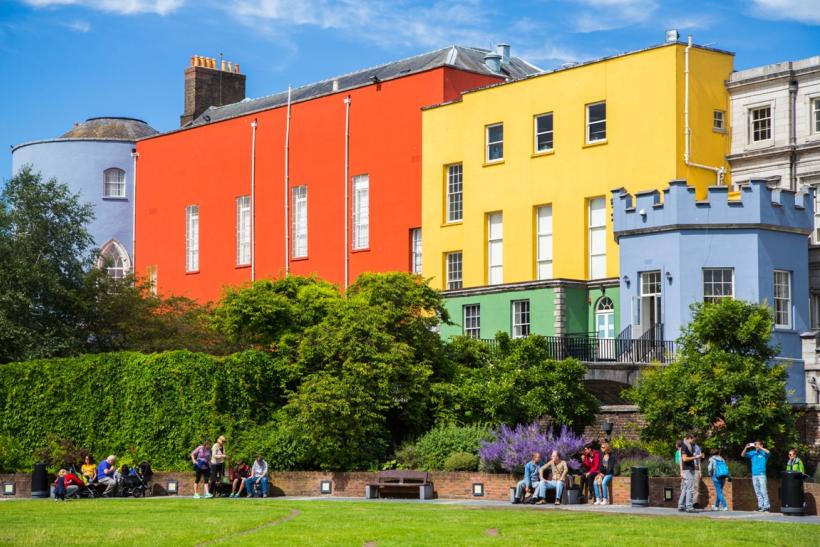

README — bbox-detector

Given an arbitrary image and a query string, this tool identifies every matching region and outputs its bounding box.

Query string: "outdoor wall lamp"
[472,483,485,497]
[320,480,333,494]
[165,479,178,495]
[622,275,630,287]
[602,421,614,438]
[664,487,674,501]
[2,482,15,496]
[665,271,673,283]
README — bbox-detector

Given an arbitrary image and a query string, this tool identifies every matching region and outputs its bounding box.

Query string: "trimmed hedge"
[0,351,287,471]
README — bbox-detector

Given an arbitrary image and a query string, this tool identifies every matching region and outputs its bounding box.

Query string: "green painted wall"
[441,288,555,340]
[587,287,621,335]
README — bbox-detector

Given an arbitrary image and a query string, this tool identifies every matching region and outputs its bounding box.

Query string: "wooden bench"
[365,470,433,500]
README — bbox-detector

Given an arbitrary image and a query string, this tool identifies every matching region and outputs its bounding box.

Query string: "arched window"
[97,240,131,279]
[595,296,615,339]
[103,168,126,198]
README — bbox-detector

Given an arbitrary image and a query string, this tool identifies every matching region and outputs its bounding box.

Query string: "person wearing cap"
[209,435,227,497]
[96,455,118,497]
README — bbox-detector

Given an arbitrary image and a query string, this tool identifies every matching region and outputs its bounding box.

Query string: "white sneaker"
[600,500,608,505]
[593,499,600,505]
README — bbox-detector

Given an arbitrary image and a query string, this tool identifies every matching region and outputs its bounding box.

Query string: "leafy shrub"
[0,434,31,473]
[815,465,820,483]
[415,424,494,470]
[610,435,650,460]
[443,451,480,472]
[726,459,751,478]
[618,456,679,477]
[395,442,422,470]
[479,423,587,474]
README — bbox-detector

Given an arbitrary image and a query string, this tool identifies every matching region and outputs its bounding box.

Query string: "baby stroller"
[119,462,153,497]
[68,464,97,499]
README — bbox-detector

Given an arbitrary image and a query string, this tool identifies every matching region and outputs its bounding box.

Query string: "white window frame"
[774,269,792,329]
[703,268,734,303]
[586,101,606,143]
[352,174,369,250]
[463,304,481,339]
[512,300,530,339]
[103,168,126,198]
[536,205,553,280]
[411,228,422,274]
[595,296,615,339]
[185,204,199,272]
[236,195,251,266]
[588,197,606,279]
[486,123,503,162]
[446,252,462,290]
[812,98,820,135]
[534,112,554,153]
[292,186,308,259]
[487,212,503,285]
[713,109,725,132]
[446,164,463,223]
[749,105,772,143]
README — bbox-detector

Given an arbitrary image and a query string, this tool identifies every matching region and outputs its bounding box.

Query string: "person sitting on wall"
[531,450,568,506]
[512,452,542,504]
[245,455,269,498]
[581,443,601,503]
[230,459,251,498]
[96,455,118,497]
[80,455,96,485]
[593,439,616,505]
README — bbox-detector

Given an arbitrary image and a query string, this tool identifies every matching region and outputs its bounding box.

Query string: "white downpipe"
[284,86,292,274]
[684,35,725,185]
[250,118,258,282]
[344,95,351,290]
[130,148,139,275]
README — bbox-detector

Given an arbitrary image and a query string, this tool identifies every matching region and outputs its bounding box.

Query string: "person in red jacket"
[63,470,86,499]
[581,443,601,503]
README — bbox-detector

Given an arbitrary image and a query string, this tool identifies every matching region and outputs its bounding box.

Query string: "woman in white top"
[209,435,227,497]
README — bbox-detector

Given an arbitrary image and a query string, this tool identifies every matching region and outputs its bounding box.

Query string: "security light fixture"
[472,483,485,497]
[666,29,679,42]
[666,271,673,283]
[623,275,630,287]
[602,421,614,437]
[2,482,15,496]
[166,479,178,495]
[320,480,333,494]
[664,487,674,501]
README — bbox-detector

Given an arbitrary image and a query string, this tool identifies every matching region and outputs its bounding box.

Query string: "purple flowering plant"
[479,423,587,473]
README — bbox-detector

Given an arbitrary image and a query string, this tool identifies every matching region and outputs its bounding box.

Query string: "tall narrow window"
[487,212,503,285]
[774,270,792,329]
[463,304,480,339]
[586,101,606,143]
[236,195,251,266]
[446,164,463,222]
[446,252,462,290]
[536,205,553,280]
[534,112,554,152]
[352,175,369,249]
[103,168,126,198]
[97,240,130,279]
[713,110,725,131]
[292,186,308,258]
[411,228,422,274]
[750,106,772,142]
[814,188,820,244]
[486,123,503,162]
[595,297,615,339]
[148,265,158,296]
[703,268,733,303]
[813,98,820,134]
[512,300,530,338]
[185,205,199,272]
[588,197,606,279]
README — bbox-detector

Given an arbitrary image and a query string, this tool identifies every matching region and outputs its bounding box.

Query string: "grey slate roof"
[189,46,541,127]
[61,117,158,139]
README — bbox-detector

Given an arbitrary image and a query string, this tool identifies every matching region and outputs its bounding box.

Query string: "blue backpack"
[713,458,730,478]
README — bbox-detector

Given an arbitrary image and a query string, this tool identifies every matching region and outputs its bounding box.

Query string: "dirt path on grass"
[195,509,301,545]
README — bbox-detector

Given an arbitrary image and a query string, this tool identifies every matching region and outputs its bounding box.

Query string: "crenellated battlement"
[612,180,814,239]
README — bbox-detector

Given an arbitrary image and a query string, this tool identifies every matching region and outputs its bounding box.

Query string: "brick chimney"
[180,55,246,127]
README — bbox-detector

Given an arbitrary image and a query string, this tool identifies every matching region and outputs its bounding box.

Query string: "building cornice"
[727,141,820,163]
[12,138,136,153]
[441,277,619,298]
[727,63,820,90]
[614,222,811,241]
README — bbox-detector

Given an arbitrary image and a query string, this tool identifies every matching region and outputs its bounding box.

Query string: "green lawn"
[0,499,816,546]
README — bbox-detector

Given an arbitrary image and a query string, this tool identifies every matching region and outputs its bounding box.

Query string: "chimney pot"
[234,63,240,73]
[484,52,502,73]
[221,60,226,71]
[496,43,511,64]
[181,55,247,127]
[332,79,339,92]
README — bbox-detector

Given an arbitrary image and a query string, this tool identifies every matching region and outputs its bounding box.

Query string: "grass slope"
[0,499,815,546]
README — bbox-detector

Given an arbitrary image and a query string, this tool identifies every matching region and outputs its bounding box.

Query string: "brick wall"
[584,405,646,442]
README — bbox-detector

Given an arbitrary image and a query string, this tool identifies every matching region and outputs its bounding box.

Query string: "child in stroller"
[118,462,153,497]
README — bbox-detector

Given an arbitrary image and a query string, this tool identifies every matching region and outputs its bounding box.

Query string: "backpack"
[713,458,729,478]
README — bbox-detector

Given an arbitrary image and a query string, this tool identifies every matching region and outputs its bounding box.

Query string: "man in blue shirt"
[513,452,542,504]
[741,440,770,511]
[96,455,118,497]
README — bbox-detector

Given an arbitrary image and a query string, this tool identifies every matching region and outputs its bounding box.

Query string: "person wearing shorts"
[190,439,212,499]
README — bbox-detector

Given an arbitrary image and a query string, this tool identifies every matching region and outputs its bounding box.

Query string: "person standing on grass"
[96,455,118,497]
[581,443,601,503]
[513,451,541,504]
[209,435,227,497]
[741,440,770,512]
[707,448,729,511]
[593,440,616,505]
[245,455,269,498]
[786,449,805,474]
[191,439,212,499]
[678,434,702,513]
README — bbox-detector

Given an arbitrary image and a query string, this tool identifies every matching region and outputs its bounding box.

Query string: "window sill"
[351,247,370,254]
[101,196,129,201]
[290,256,309,262]
[483,159,505,167]
[442,221,463,227]
[235,264,251,269]
[531,149,555,158]
[185,270,200,275]
[583,139,607,148]
[745,140,774,151]
[774,326,795,333]
[712,128,727,134]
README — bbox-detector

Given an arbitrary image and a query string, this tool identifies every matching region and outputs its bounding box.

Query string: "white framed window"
[713,110,725,131]
[774,270,792,329]
[411,228,422,274]
[703,268,733,303]
[446,164,463,223]
[463,304,480,339]
[588,197,606,279]
[536,205,553,280]
[813,98,820,134]
[586,101,606,143]
[812,293,820,330]
[512,300,530,338]
[236,195,251,265]
[487,212,503,285]
[534,112,554,152]
[185,205,199,272]
[486,123,503,162]
[749,105,772,142]
[103,168,126,198]
[446,252,462,290]
[292,186,308,258]
[97,239,130,279]
[352,174,369,250]
[148,265,158,296]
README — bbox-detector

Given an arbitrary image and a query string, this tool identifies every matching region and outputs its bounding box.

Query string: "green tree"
[627,299,794,454]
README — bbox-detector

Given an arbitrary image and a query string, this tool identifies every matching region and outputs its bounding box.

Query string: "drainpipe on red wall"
[344,95,351,290]
[250,118,258,282]
[130,148,139,276]
[285,86,292,274]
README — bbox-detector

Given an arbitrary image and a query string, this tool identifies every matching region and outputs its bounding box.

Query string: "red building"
[135,46,538,302]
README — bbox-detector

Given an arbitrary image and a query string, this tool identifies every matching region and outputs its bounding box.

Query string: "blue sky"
[1,0,819,181]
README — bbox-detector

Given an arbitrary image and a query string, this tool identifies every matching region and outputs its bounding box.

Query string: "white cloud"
[572,0,658,32]
[23,0,184,15]
[518,42,586,65]
[63,18,91,31]
[750,0,820,25]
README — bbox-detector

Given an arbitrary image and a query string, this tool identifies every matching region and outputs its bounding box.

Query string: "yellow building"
[422,41,734,341]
